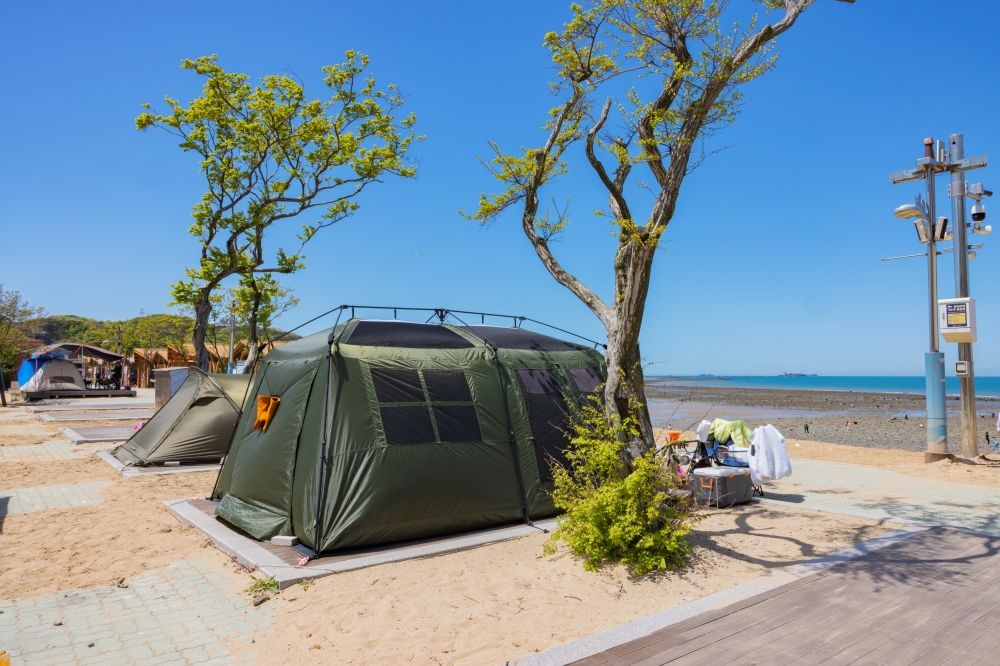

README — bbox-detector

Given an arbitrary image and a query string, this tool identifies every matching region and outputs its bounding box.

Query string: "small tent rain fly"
[18,358,87,392]
[212,319,606,554]
[114,368,251,466]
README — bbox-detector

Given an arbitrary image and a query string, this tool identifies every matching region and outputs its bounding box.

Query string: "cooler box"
[691,467,753,508]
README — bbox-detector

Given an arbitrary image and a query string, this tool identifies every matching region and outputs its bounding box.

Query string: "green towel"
[709,418,753,448]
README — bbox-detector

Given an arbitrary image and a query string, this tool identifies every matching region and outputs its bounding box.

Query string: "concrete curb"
[59,427,134,443]
[95,450,220,478]
[507,526,924,666]
[164,498,559,590]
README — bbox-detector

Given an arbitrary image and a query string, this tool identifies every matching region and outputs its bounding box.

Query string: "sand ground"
[0,403,915,665]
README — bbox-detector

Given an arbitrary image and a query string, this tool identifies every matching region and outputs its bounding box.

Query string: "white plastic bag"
[696,419,712,443]
[748,424,792,487]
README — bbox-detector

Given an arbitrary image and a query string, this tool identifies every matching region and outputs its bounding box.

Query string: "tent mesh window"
[371,368,482,446]
[462,326,586,352]
[349,321,474,349]
[567,367,603,404]
[515,369,571,481]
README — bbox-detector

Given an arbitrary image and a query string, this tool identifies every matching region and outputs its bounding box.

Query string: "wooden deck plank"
[910,605,1000,666]
[669,530,986,666]
[814,547,1000,665]
[568,528,1000,666]
[855,582,1000,665]
[741,535,1000,666]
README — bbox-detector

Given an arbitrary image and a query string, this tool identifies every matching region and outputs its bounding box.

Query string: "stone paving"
[0,482,109,515]
[0,560,274,666]
[0,440,84,464]
[0,422,52,438]
[765,458,1000,531]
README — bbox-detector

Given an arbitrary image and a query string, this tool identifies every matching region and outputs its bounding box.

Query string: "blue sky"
[2,0,999,376]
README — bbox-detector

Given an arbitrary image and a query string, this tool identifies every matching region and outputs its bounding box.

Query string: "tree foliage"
[137,52,420,369]
[0,286,45,382]
[232,273,299,372]
[544,395,700,574]
[465,0,819,461]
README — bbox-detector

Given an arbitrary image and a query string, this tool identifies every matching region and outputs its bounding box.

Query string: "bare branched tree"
[466,0,826,462]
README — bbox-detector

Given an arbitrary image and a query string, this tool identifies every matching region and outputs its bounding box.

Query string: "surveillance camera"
[972,202,987,222]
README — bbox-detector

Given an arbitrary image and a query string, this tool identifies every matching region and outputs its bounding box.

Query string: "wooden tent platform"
[569,527,1000,665]
[23,389,137,401]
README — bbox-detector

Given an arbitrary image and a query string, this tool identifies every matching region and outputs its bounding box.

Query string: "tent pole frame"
[311,352,334,557]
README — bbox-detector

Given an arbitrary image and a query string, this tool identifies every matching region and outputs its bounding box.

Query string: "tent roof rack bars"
[271,304,608,350]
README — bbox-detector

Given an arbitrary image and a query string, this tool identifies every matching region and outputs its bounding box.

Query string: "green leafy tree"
[0,285,45,386]
[137,52,420,370]
[466,0,824,462]
[544,395,700,574]
[233,273,299,373]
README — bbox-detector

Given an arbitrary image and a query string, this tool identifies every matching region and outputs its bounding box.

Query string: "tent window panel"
[433,405,482,442]
[371,368,425,403]
[517,368,560,394]
[516,369,571,482]
[423,370,473,402]
[380,405,436,446]
[568,368,602,393]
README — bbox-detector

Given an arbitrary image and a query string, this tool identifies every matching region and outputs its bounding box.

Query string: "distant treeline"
[28,314,300,358]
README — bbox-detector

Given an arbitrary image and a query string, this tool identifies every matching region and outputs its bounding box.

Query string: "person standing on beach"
[804,423,810,434]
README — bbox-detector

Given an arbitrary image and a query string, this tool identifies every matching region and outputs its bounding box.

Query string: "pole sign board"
[938,297,977,343]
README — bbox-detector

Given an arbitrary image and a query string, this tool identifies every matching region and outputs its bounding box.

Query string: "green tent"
[114,368,251,466]
[212,319,606,553]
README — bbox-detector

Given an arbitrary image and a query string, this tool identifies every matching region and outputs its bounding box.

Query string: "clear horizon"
[3,0,1000,375]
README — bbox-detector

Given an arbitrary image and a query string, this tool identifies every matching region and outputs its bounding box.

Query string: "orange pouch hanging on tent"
[253,396,281,432]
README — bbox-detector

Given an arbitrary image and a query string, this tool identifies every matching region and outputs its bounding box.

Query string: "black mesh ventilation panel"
[568,367,603,405]
[349,321,474,349]
[371,367,482,446]
[515,369,570,481]
[460,326,587,352]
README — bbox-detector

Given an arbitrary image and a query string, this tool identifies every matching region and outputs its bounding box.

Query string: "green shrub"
[544,397,701,574]
[245,575,279,597]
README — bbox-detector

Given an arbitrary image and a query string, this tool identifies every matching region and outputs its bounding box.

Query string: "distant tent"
[18,358,87,392]
[211,319,606,553]
[114,368,252,466]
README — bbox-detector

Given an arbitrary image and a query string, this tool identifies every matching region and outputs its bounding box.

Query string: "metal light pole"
[890,134,989,460]
[950,134,980,459]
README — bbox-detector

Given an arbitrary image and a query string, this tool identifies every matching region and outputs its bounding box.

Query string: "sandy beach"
[2,401,908,665]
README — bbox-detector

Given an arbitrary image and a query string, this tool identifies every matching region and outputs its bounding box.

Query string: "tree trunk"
[240,280,264,374]
[192,292,213,371]
[603,242,657,459]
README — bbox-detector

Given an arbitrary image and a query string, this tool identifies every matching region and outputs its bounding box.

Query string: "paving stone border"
[166,498,559,590]
[95,451,220,479]
[0,559,273,665]
[0,482,110,515]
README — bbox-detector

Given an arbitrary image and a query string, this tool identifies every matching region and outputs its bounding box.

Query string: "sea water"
[650,375,1000,398]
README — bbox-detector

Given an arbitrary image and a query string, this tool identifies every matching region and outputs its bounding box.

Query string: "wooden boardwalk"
[571,527,1000,665]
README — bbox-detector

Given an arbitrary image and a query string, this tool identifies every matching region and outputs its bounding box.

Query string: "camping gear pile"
[684,418,792,508]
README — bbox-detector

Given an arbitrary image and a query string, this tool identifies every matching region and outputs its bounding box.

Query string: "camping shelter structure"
[16,343,136,400]
[114,368,251,466]
[211,319,606,554]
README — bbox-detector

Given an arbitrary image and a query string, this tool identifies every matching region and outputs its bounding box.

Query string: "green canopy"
[212,319,606,553]
[114,368,251,466]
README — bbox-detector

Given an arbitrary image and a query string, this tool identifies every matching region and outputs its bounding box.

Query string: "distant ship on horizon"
[780,372,818,378]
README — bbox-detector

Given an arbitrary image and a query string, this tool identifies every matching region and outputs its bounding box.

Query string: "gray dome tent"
[211,319,606,554]
[114,368,251,466]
